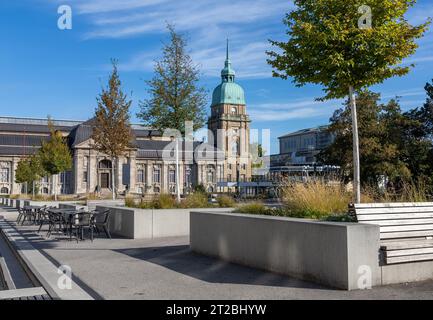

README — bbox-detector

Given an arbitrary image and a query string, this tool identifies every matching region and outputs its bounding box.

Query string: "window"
[231,140,238,156]
[83,171,88,183]
[241,174,246,182]
[137,169,145,183]
[0,187,9,194]
[242,164,246,170]
[207,170,214,183]
[0,166,9,183]
[153,186,160,193]
[169,169,176,183]
[137,187,144,194]
[231,106,237,114]
[227,174,232,182]
[153,165,161,183]
[42,187,49,194]
[185,166,192,185]
[228,164,232,170]
[83,156,89,168]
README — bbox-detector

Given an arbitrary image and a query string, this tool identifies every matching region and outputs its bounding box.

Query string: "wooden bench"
[352,202,433,265]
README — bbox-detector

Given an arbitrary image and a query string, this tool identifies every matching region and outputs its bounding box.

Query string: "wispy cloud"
[57,0,291,78]
[249,99,341,122]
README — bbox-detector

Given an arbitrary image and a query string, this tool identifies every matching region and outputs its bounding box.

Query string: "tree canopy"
[319,86,433,191]
[137,25,207,134]
[39,120,72,176]
[92,60,133,159]
[267,0,430,99]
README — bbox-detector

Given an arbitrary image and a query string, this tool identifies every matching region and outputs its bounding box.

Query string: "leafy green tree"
[319,90,433,193]
[137,25,207,134]
[15,154,45,195]
[38,120,72,200]
[267,0,430,202]
[91,60,133,200]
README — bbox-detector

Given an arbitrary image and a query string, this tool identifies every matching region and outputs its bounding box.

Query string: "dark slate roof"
[0,134,49,147]
[0,145,39,156]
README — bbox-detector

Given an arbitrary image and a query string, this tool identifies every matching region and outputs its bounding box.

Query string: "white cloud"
[248,99,341,122]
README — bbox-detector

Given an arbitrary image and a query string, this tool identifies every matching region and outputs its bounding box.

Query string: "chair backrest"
[353,202,433,240]
[93,210,110,224]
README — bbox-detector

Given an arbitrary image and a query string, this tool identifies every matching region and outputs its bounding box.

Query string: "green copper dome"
[211,40,246,107]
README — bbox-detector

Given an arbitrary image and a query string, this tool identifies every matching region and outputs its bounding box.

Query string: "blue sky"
[1,0,433,154]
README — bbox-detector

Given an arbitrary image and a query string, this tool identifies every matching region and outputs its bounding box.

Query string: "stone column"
[129,153,137,193]
[73,150,80,194]
[162,164,168,193]
[11,157,20,194]
[146,162,152,194]
[116,157,124,193]
[89,151,97,193]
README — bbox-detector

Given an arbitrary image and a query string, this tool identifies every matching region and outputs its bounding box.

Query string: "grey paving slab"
[1,206,433,300]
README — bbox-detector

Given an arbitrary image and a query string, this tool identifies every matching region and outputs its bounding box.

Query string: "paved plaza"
[1,207,433,300]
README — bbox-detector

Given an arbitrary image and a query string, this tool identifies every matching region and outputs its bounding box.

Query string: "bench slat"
[357,213,433,221]
[385,247,433,257]
[381,230,433,239]
[386,253,433,264]
[362,218,433,226]
[381,239,433,250]
[356,207,433,214]
[380,224,433,233]
[355,202,433,209]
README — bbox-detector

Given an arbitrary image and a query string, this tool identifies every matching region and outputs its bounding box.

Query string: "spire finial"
[226,38,229,61]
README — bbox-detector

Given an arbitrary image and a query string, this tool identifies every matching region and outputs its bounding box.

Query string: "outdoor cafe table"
[48,208,90,240]
[23,205,43,224]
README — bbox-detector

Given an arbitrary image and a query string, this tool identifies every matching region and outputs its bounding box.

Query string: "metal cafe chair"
[92,209,111,239]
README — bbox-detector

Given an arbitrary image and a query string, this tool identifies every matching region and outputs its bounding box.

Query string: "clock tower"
[208,41,251,187]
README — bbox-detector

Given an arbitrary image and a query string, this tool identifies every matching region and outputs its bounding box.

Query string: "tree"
[137,24,207,134]
[38,120,72,200]
[15,154,45,196]
[319,91,411,186]
[91,60,133,200]
[267,0,430,203]
[319,89,433,194]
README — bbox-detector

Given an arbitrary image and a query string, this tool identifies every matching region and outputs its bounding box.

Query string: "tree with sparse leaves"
[137,25,207,134]
[91,60,133,200]
[267,0,430,203]
[38,119,72,200]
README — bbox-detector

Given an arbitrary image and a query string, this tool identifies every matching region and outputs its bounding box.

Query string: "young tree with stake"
[92,60,133,200]
[267,0,429,203]
[38,119,72,200]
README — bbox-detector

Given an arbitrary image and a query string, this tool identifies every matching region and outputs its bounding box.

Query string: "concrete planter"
[190,211,381,290]
[96,206,234,239]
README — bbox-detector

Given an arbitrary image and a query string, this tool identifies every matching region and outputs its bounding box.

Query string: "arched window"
[42,187,49,194]
[231,140,239,156]
[0,187,9,194]
[231,106,237,114]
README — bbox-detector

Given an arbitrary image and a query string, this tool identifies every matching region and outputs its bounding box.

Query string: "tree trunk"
[54,175,58,201]
[111,156,116,200]
[349,86,361,203]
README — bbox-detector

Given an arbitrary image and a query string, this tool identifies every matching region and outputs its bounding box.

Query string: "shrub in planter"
[154,194,177,209]
[235,202,269,215]
[182,192,209,208]
[217,195,235,208]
